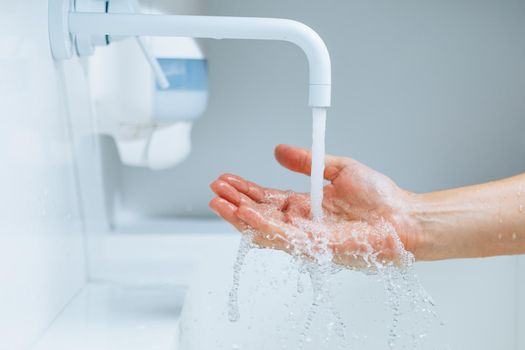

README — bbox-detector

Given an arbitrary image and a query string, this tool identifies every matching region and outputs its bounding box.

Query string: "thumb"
[274,144,347,181]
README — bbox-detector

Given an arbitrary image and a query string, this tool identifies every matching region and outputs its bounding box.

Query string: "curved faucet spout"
[68,13,332,107]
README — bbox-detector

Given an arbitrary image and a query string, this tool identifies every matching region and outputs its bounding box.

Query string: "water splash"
[226,107,440,348]
[228,233,254,322]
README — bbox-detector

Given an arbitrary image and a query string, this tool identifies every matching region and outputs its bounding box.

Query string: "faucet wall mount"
[48,0,331,107]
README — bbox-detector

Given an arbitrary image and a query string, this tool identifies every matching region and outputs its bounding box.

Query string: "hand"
[209,144,420,269]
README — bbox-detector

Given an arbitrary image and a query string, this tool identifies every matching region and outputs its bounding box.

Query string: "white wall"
[0,1,102,349]
[140,0,206,14]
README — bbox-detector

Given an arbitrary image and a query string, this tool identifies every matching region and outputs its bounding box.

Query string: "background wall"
[111,0,525,218]
[0,1,101,349]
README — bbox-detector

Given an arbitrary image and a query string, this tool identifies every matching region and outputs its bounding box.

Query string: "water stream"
[310,107,327,221]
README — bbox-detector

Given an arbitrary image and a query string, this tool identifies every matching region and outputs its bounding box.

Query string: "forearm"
[408,174,525,261]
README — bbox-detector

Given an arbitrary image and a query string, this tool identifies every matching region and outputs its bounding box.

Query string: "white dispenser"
[91,36,208,170]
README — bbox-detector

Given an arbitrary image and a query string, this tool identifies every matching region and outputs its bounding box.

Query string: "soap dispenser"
[91,35,208,170]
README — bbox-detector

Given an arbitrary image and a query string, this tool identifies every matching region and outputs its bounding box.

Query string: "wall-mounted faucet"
[49,0,331,108]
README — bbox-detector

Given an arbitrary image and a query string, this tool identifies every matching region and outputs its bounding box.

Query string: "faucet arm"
[68,13,331,107]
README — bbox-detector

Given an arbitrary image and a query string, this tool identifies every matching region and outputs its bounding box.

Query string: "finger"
[274,144,348,181]
[210,179,255,207]
[219,173,289,206]
[236,205,285,235]
[209,197,249,232]
[236,205,291,250]
[218,173,266,202]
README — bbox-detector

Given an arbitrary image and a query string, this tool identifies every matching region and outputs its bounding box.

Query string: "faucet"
[48,0,331,108]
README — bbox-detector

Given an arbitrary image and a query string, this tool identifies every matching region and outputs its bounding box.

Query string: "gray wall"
[108,0,525,218]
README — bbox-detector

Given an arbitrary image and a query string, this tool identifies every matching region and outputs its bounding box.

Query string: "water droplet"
[296,268,305,294]
[305,336,312,343]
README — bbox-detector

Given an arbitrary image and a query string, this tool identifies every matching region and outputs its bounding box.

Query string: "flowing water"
[228,233,254,322]
[227,108,441,349]
[310,107,327,221]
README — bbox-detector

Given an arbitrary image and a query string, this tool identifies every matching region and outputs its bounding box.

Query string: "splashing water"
[228,234,253,322]
[227,108,441,349]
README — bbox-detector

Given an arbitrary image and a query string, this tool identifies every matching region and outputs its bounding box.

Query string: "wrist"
[404,190,466,261]
[402,191,440,261]
[385,189,429,261]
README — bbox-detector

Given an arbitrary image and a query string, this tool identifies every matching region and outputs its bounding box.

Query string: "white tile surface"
[33,284,185,350]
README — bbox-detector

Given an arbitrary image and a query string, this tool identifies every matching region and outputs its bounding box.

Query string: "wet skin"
[210,144,525,267]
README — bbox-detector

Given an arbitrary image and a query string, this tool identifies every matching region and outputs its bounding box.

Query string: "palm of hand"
[210,145,416,269]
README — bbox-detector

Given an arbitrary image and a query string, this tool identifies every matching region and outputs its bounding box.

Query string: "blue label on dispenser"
[156,58,208,91]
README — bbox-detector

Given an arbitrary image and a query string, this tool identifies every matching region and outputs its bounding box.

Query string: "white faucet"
[49,0,331,108]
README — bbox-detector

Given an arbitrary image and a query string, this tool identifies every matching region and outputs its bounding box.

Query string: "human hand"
[209,144,419,268]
